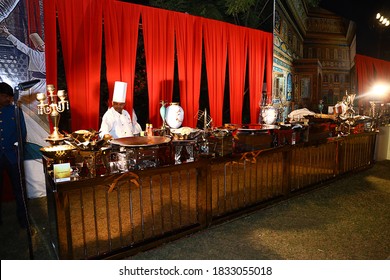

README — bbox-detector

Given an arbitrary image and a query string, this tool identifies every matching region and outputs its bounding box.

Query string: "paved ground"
[1,160,389,260]
[127,160,390,260]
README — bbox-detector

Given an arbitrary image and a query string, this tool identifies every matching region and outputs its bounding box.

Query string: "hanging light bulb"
[376,12,390,27]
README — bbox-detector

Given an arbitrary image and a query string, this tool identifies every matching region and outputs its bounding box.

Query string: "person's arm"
[132,109,142,134]
[1,26,32,56]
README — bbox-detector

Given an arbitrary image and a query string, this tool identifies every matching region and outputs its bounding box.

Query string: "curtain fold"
[43,0,57,89]
[102,0,121,103]
[265,32,273,104]
[227,24,248,124]
[45,0,276,131]
[56,0,103,131]
[355,54,390,105]
[249,30,272,124]
[248,29,266,124]
[103,0,141,115]
[141,6,175,127]
[173,12,203,127]
[203,18,228,127]
[355,54,374,96]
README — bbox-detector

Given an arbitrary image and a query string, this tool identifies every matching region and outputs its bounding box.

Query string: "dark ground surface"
[1,160,389,260]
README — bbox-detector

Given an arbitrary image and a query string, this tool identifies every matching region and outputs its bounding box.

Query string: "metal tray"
[110,136,171,147]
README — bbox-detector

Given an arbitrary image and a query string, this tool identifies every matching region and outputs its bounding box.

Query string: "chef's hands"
[103,134,113,141]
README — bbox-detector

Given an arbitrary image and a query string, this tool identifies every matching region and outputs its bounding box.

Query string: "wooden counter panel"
[44,133,377,259]
[47,163,202,259]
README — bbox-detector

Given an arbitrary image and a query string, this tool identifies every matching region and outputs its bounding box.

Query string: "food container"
[109,136,173,169]
[40,144,76,161]
[170,127,202,140]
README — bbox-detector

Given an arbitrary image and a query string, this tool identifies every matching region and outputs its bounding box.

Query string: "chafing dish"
[170,127,202,140]
[40,144,76,160]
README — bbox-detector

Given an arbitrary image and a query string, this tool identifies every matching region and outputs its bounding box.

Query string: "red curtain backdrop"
[103,0,141,114]
[43,1,275,131]
[173,12,203,127]
[227,24,248,124]
[203,18,228,127]
[265,32,273,104]
[43,0,57,90]
[141,6,175,127]
[355,54,375,96]
[56,0,103,131]
[248,29,267,123]
[355,54,390,105]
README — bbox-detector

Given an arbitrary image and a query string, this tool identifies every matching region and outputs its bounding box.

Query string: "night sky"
[319,0,390,61]
[121,0,390,61]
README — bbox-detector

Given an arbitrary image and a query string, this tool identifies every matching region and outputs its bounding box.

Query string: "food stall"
[41,112,377,259]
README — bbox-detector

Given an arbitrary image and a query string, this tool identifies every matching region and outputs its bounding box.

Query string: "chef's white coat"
[99,107,142,139]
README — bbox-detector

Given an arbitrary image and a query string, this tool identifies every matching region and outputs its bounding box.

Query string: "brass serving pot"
[40,144,76,159]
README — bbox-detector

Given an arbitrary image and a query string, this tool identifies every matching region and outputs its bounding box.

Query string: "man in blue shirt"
[0,82,28,228]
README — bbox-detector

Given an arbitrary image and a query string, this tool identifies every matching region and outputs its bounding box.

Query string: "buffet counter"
[43,132,377,259]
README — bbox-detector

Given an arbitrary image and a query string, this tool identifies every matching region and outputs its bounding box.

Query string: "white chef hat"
[29,33,44,48]
[112,81,127,103]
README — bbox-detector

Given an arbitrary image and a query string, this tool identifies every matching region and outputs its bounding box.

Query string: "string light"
[376,12,390,26]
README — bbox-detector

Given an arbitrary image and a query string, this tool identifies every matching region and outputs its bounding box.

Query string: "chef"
[99,81,142,140]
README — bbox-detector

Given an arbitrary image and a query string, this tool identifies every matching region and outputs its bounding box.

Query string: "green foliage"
[149,0,227,21]
[145,0,321,29]
[149,0,192,13]
[148,0,273,29]
[224,0,256,16]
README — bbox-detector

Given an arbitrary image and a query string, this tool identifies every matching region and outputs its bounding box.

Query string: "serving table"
[43,132,377,259]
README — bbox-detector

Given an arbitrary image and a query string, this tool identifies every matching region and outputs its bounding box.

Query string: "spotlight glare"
[376,12,381,19]
[371,83,390,99]
[380,16,384,21]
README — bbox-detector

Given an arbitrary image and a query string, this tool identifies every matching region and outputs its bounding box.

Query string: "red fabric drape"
[43,0,57,89]
[355,54,390,104]
[103,0,141,114]
[141,6,175,127]
[265,32,273,104]
[44,0,275,131]
[355,54,375,96]
[56,0,103,131]
[27,0,43,37]
[227,24,248,124]
[248,29,272,123]
[203,18,228,127]
[173,12,203,127]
